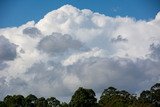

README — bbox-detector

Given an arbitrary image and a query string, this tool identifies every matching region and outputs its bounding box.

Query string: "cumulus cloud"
[0,35,17,61]
[37,33,86,55]
[111,35,128,43]
[149,43,160,60]
[0,35,17,70]
[0,5,160,101]
[23,27,41,38]
[62,48,105,66]
[0,63,8,70]
[65,57,159,92]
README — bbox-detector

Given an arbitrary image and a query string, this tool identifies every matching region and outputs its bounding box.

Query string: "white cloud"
[0,35,17,61]
[0,5,160,101]
[23,27,42,38]
[62,48,105,66]
[37,32,86,56]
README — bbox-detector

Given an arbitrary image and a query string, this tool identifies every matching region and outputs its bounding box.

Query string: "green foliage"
[0,101,7,107]
[99,87,138,107]
[35,97,47,107]
[0,83,160,107]
[150,83,160,102]
[61,102,68,107]
[14,95,25,106]
[139,90,152,103]
[25,94,37,107]
[3,95,25,107]
[69,87,97,107]
[47,97,61,107]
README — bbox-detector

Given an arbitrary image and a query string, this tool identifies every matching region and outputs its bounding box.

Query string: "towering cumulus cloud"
[0,35,17,70]
[0,5,160,100]
[0,36,17,61]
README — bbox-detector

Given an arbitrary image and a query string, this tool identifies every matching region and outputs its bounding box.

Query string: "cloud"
[0,35,17,61]
[0,5,160,101]
[25,61,72,97]
[23,27,41,38]
[0,35,17,70]
[62,48,105,66]
[149,43,160,60]
[111,35,128,43]
[23,56,160,99]
[0,62,8,70]
[37,32,87,55]
[66,57,160,93]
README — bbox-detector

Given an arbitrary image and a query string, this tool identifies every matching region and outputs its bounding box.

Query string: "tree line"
[0,83,159,107]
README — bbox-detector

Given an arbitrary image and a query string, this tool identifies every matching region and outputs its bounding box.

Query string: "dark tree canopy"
[69,87,97,107]
[150,83,160,106]
[47,97,61,107]
[139,90,152,103]
[25,94,37,107]
[0,83,159,107]
[3,95,25,107]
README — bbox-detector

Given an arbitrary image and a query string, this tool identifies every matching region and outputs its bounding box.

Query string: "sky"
[0,0,160,27]
[0,0,160,102]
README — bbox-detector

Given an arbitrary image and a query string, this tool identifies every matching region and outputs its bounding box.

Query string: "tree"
[47,97,61,107]
[69,87,97,107]
[35,97,47,107]
[25,94,37,107]
[0,101,7,107]
[61,102,68,107]
[4,95,17,107]
[1,82,160,107]
[99,87,136,107]
[139,90,152,103]
[3,95,25,107]
[13,95,25,107]
[150,83,160,107]
[99,87,118,107]
[151,83,160,101]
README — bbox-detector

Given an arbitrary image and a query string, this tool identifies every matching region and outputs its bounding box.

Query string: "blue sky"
[0,0,160,28]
